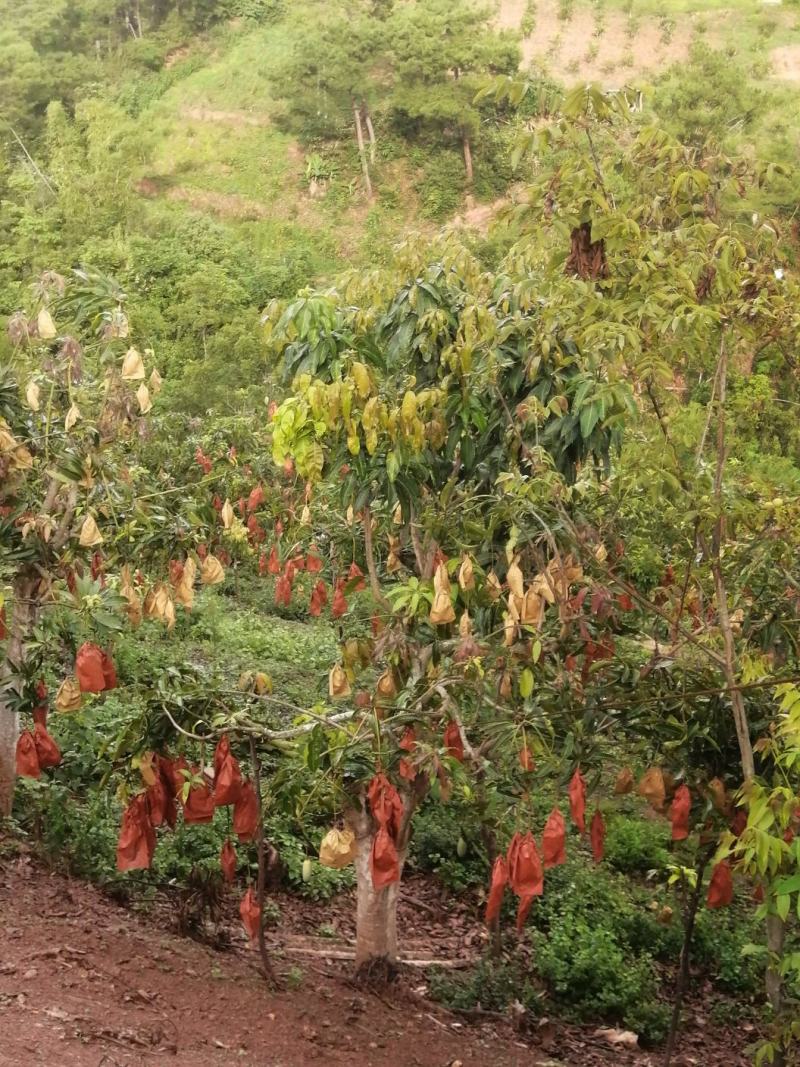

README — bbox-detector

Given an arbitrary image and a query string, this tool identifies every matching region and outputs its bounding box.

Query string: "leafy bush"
[415,151,465,220]
[604,814,671,875]
[409,800,486,891]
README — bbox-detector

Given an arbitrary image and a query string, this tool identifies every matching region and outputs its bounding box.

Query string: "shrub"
[604,814,671,875]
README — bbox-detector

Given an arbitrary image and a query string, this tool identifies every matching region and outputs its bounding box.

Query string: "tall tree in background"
[386,0,519,183]
[273,14,387,198]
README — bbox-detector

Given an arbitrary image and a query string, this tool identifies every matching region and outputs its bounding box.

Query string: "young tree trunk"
[766,911,787,1067]
[364,110,377,166]
[664,851,711,1067]
[462,133,474,185]
[0,576,37,817]
[349,806,406,967]
[353,104,373,200]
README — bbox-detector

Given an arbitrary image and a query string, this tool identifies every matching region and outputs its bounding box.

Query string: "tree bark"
[353,104,373,200]
[462,133,474,185]
[0,576,37,817]
[347,784,421,969]
[765,911,787,1067]
[349,805,406,966]
[362,505,389,609]
[249,738,277,986]
[364,110,377,166]
[664,850,711,1067]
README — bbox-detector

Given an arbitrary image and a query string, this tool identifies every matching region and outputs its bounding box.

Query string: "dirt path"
[0,849,756,1067]
[0,854,528,1067]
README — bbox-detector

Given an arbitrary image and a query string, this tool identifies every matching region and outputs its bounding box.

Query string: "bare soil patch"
[770,42,800,80]
[0,845,759,1067]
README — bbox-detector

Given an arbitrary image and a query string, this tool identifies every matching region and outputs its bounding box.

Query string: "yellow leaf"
[221,499,234,530]
[507,558,524,599]
[25,381,40,411]
[37,308,56,339]
[486,570,503,601]
[55,677,82,713]
[319,828,357,869]
[430,589,455,625]
[200,554,225,585]
[458,554,475,592]
[136,383,152,414]
[79,514,103,548]
[121,347,145,381]
[329,663,351,698]
[64,403,81,432]
[376,670,397,700]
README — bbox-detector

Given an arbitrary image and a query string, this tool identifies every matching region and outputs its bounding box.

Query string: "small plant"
[305,153,336,185]
[521,0,537,36]
[659,15,675,45]
[558,0,574,22]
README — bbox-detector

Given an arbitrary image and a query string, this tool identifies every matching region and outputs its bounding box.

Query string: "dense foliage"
[2,2,800,1064]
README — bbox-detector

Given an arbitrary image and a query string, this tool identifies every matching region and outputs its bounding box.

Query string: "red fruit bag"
[100,650,117,690]
[267,545,281,575]
[348,561,366,591]
[371,827,400,889]
[443,720,464,762]
[258,552,268,576]
[116,794,156,871]
[507,832,543,902]
[519,745,534,772]
[233,779,260,841]
[706,860,733,909]
[33,722,61,769]
[183,781,215,824]
[247,485,264,513]
[213,736,231,778]
[568,768,587,834]
[146,775,169,827]
[306,548,323,574]
[331,580,348,619]
[76,642,106,693]
[240,887,261,942]
[542,807,566,869]
[485,855,508,925]
[590,808,605,863]
[221,839,237,883]
[671,784,691,841]
[0,604,7,640]
[274,575,291,607]
[367,773,404,839]
[15,731,41,778]
[730,808,747,838]
[215,753,243,807]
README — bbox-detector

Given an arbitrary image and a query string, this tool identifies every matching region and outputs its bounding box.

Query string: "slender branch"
[362,505,389,608]
[249,737,277,987]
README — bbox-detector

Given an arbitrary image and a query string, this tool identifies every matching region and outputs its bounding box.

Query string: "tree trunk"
[349,807,406,967]
[766,910,787,1067]
[364,110,377,166]
[709,337,755,780]
[353,104,373,200]
[0,577,36,817]
[462,133,474,185]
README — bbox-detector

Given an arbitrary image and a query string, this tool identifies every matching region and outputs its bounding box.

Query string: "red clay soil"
[0,848,755,1067]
